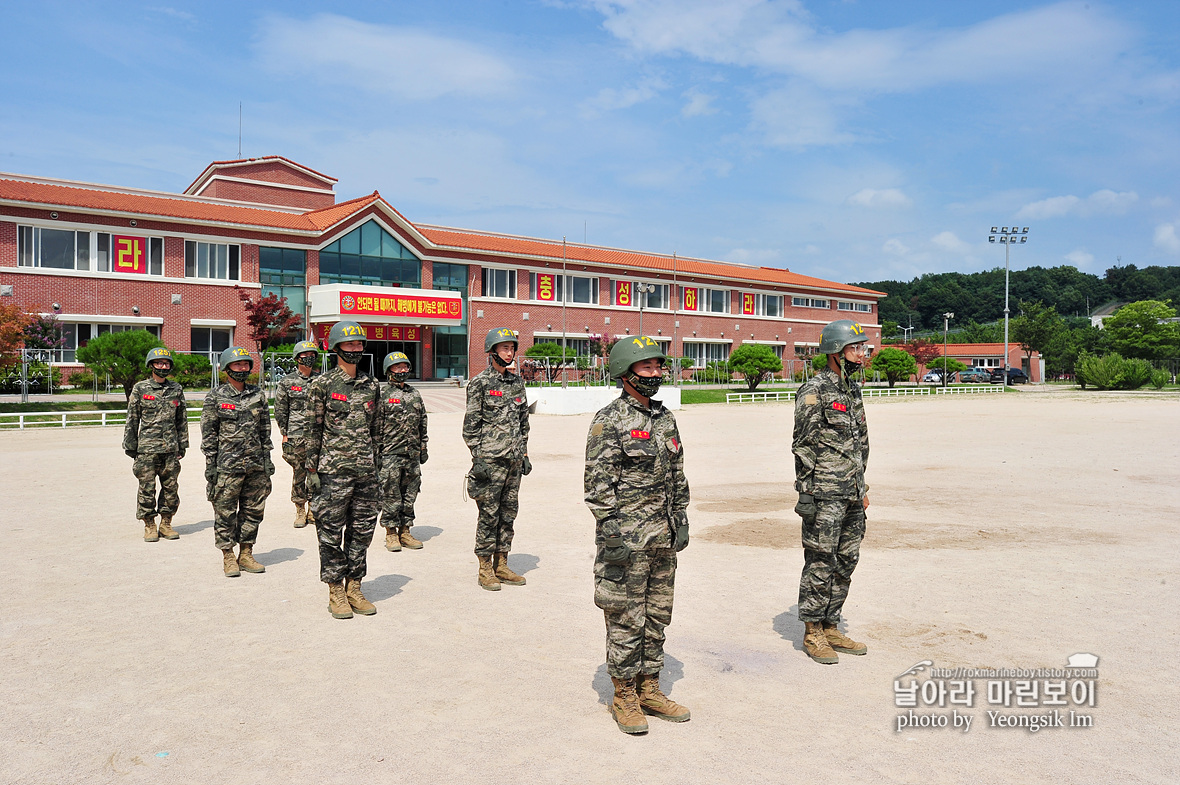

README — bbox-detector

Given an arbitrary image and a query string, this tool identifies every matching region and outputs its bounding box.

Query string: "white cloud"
[883,238,909,256]
[1016,190,1138,220]
[580,75,667,117]
[1154,224,1180,255]
[255,14,515,100]
[749,84,857,147]
[847,188,911,209]
[1065,249,1095,267]
[931,231,970,253]
[681,87,718,118]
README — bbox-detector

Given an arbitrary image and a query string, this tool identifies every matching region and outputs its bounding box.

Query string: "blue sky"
[2,1,1179,285]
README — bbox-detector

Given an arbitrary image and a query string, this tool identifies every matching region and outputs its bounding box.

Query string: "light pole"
[636,282,655,336]
[942,312,954,387]
[989,226,1029,387]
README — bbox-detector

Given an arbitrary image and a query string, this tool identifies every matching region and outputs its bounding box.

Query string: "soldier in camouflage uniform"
[585,337,691,735]
[305,321,383,619]
[275,340,320,529]
[463,327,531,591]
[201,346,274,578]
[792,319,872,664]
[123,346,188,542]
[377,351,429,552]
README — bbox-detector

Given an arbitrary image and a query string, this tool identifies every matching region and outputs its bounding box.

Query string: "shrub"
[175,353,213,389]
[1076,352,1153,390]
[1150,368,1170,389]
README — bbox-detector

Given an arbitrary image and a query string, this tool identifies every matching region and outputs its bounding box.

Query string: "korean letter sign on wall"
[113,236,146,274]
[615,280,632,307]
[682,286,698,311]
[536,273,556,302]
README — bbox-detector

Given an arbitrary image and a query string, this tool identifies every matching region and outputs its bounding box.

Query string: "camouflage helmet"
[608,336,666,379]
[484,327,518,353]
[382,351,412,376]
[328,320,367,350]
[145,346,174,369]
[818,319,869,355]
[218,346,253,371]
[292,340,319,358]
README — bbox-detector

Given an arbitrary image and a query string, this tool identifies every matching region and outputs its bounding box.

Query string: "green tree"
[1101,300,1180,364]
[926,356,968,384]
[728,343,784,391]
[1011,301,1065,369]
[75,329,164,399]
[22,313,66,352]
[524,341,576,384]
[958,320,1003,343]
[870,347,918,388]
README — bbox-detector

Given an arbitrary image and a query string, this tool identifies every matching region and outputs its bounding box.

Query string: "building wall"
[198,180,333,210]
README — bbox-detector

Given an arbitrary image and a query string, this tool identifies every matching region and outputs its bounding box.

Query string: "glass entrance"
[364,341,421,380]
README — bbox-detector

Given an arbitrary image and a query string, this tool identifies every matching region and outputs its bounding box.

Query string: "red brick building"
[0,156,885,379]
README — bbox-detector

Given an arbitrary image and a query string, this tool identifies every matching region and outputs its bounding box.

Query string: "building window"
[533,274,599,304]
[18,227,163,275]
[744,293,782,317]
[683,341,730,368]
[792,296,829,309]
[972,358,1001,368]
[191,326,232,362]
[51,323,158,363]
[615,281,669,309]
[838,301,873,313]
[433,262,469,293]
[702,288,729,314]
[795,344,818,357]
[483,268,517,299]
[260,247,307,318]
[185,241,240,280]
[319,220,420,288]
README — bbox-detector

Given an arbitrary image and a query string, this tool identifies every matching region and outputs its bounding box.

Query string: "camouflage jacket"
[463,364,529,460]
[200,382,272,474]
[378,381,428,462]
[274,369,319,443]
[792,367,869,500]
[123,378,188,455]
[584,393,689,551]
[304,366,382,477]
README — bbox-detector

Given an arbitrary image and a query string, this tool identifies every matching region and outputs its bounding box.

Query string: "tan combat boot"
[328,582,353,619]
[143,515,158,542]
[293,503,307,529]
[803,621,839,664]
[157,516,179,540]
[610,676,648,734]
[477,554,500,591]
[493,552,526,586]
[824,623,867,655]
[399,526,423,550]
[237,544,266,573]
[345,578,377,615]
[306,508,316,525]
[385,528,402,552]
[636,673,691,722]
[223,549,240,578]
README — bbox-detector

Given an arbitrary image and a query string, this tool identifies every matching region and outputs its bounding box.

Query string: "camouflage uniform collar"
[220,382,256,397]
[817,366,853,390]
[620,390,664,415]
[327,366,369,385]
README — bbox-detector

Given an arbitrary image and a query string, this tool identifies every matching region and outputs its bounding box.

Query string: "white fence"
[725,385,1005,404]
[0,407,205,430]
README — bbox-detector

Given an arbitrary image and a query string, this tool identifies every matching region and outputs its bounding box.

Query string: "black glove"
[306,471,321,496]
[470,459,490,482]
[795,493,817,522]
[601,534,631,565]
[205,464,218,484]
[419,450,429,465]
[674,523,690,552]
[177,448,186,459]
[125,450,137,459]
[206,481,216,502]
[264,454,275,476]
[521,456,532,476]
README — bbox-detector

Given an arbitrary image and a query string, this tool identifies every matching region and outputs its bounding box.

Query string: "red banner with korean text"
[536,273,557,302]
[314,324,423,344]
[113,236,146,274]
[682,286,699,311]
[742,293,755,315]
[338,291,462,321]
[615,280,633,307]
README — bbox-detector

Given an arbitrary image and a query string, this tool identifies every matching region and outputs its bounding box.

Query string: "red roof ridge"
[184,155,338,194]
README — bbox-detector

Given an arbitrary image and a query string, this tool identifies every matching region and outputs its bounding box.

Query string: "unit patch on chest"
[330,393,348,402]
[831,401,848,412]
[630,429,651,439]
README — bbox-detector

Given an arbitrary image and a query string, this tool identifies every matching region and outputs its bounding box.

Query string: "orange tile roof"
[418,226,884,296]
[185,155,339,193]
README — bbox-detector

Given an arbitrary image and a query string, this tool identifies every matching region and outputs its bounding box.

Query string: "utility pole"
[989,226,1030,388]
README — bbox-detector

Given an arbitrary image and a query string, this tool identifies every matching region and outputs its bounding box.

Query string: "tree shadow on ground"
[174,519,213,536]
[254,547,303,567]
[408,525,442,542]
[365,573,411,602]
[507,553,539,575]
[591,654,686,706]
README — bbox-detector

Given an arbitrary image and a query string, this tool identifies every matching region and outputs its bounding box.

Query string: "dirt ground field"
[1,391,1178,784]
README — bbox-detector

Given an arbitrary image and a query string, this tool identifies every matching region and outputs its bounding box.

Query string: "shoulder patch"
[591,423,603,437]
[804,394,818,405]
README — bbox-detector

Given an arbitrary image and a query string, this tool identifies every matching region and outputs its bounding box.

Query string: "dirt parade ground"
[1,390,1178,784]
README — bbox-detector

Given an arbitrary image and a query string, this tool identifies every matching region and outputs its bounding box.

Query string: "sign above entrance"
[314,324,421,343]
[338,290,462,321]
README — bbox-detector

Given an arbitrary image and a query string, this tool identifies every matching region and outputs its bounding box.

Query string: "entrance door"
[365,341,421,380]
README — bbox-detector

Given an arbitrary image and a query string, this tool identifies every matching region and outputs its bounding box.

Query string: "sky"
[2,1,1179,285]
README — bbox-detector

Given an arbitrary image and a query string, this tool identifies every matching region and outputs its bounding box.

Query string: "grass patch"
[0,401,129,413]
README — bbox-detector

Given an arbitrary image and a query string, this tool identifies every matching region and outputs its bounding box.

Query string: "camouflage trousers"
[471,457,521,556]
[132,452,181,520]
[379,456,422,530]
[798,498,866,623]
[594,548,677,680]
[212,470,271,551]
[281,441,309,505]
[311,472,379,584]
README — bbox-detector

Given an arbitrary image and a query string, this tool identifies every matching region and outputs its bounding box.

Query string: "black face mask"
[842,358,862,376]
[337,349,365,365]
[624,371,662,398]
[296,354,317,369]
[389,371,409,384]
[490,352,514,370]
[152,365,174,378]
[226,368,251,383]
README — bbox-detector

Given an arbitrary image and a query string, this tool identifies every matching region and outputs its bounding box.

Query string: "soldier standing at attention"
[378,351,428,552]
[201,346,274,578]
[463,327,530,591]
[792,319,871,665]
[585,337,691,735]
[275,340,321,529]
[305,321,382,619]
[123,346,188,543]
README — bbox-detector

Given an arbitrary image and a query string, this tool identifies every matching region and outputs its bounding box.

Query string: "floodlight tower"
[988,226,1030,387]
